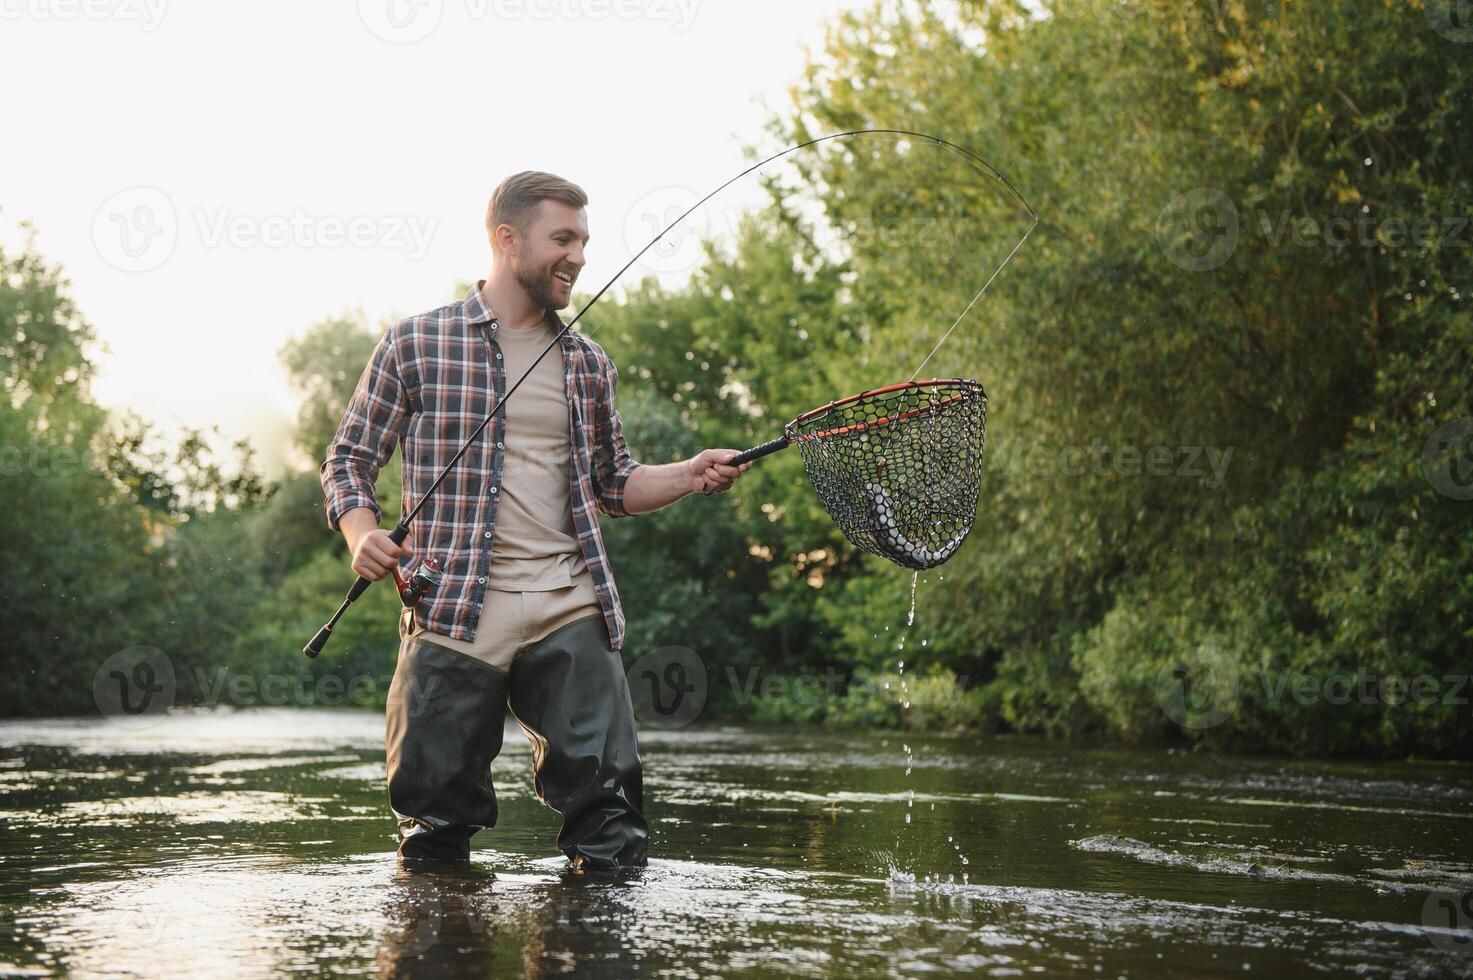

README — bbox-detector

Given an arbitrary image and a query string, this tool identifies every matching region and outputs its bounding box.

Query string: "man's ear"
[493,222,519,259]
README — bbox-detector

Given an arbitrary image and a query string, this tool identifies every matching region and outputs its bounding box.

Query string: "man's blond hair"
[487,171,588,242]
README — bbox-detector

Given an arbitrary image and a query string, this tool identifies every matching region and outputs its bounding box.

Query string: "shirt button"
[495,351,503,359]
[490,485,498,493]
[496,441,504,449]
[477,576,486,584]
[484,530,492,538]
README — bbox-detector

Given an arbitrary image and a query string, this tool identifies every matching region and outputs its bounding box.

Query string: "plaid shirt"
[320,281,642,652]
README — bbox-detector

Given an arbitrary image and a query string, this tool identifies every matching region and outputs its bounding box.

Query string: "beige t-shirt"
[486,319,588,592]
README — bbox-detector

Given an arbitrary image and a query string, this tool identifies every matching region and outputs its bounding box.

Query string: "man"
[320,171,750,868]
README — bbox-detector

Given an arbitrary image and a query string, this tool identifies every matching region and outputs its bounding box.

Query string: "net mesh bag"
[786,379,987,570]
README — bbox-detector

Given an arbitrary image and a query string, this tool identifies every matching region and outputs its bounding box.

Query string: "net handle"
[730,435,791,467]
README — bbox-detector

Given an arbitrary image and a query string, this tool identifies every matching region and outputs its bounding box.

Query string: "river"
[1,708,1469,977]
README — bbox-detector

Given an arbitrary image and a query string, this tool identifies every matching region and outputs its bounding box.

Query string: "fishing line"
[305,129,1034,656]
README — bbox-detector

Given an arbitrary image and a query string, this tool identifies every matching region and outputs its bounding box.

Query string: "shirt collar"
[465,280,573,346]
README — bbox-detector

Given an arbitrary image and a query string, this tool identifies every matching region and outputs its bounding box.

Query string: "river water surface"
[1,708,1470,977]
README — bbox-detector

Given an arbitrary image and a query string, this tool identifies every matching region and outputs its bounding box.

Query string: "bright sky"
[3,0,865,475]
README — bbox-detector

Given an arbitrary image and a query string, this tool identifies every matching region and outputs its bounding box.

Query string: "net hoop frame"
[783,378,987,443]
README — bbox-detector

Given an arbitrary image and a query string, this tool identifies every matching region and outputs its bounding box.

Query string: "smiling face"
[506,198,588,313]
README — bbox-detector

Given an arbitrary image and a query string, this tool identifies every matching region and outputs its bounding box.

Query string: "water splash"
[907,571,919,626]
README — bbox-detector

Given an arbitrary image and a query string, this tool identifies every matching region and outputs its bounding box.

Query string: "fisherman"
[320,171,750,868]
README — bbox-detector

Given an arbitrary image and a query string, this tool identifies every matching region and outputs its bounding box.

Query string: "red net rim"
[785,378,985,443]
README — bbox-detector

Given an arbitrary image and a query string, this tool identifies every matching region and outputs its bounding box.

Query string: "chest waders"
[387,612,647,867]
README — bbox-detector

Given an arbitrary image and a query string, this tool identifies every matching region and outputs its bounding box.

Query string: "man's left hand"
[688,449,751,496]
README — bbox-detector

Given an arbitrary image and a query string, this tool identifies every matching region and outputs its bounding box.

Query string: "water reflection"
[1,709,1469,977]
[376,861,647,979]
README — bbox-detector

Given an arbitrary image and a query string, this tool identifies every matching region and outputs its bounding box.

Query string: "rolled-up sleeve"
[591,357,642,518]
[320,326,410,530]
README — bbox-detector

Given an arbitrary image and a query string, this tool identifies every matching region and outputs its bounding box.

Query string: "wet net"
[785,379,986,570]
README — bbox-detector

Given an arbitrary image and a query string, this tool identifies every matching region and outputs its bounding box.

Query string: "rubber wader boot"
[386,637,508,861]
[508,615,649,870]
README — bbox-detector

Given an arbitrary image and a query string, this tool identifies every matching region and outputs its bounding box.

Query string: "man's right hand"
[339,508,413,582]
[352,530,414,581]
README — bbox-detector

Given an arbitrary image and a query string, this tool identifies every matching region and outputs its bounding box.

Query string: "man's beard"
[512,255,564,312]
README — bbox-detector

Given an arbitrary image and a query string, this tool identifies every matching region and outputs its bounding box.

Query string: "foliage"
[3,1,1468,758]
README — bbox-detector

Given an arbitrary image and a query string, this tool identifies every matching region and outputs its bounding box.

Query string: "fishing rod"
[304,129,1033,658]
